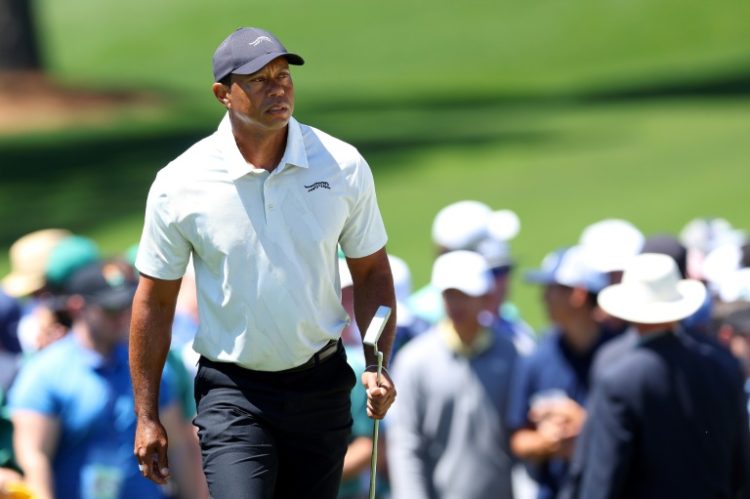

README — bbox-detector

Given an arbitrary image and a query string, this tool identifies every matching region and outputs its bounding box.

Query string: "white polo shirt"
[135,114,387,371]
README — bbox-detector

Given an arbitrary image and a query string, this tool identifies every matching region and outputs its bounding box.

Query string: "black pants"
[193,346,355,499]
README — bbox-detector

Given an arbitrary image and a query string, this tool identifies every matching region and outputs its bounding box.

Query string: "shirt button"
[267,203,274,210]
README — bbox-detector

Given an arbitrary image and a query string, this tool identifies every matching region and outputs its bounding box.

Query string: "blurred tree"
[0,0,41,71]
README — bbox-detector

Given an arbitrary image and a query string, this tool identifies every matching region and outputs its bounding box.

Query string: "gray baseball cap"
[212,27,304,82]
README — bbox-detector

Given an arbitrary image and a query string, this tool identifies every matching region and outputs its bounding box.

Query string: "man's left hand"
[361,368,396,419]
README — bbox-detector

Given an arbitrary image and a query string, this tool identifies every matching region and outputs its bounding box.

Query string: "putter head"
[362,306,392,348]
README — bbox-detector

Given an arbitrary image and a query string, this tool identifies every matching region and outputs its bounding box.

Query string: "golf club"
[362,305,392,499]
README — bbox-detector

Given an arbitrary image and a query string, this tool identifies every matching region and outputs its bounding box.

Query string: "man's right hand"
[134,417,171,484]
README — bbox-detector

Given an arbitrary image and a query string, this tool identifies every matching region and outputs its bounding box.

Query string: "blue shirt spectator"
[506,328,610,499]
[9,335,174,499]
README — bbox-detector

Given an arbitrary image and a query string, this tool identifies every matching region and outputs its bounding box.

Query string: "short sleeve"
[135,172,191,280]
[8,358,58,416]
[338,155,387,258]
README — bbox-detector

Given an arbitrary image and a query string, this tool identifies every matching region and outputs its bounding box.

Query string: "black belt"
[284,339,341,373]
[199,339,342,375]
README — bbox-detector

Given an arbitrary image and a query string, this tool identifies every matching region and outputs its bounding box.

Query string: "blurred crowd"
[1,204,749,498]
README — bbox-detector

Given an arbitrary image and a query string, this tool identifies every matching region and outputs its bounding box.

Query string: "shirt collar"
[217,113,309,181]
[438,320,494,357]
[638,328,675,346]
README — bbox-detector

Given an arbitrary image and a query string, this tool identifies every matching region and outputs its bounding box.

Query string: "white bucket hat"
[598,253,707,324]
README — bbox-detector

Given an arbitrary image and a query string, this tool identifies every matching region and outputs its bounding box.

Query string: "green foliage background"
[2,0,749,329]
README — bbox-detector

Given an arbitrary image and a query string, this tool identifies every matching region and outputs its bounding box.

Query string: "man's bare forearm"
[349,249,397,367]
[129,277,179,419]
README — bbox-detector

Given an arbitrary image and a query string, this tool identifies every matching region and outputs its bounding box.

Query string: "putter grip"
[375,351,383,384]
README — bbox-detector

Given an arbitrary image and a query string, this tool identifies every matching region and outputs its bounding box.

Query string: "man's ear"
[65,294,86,316]
[212,82,231,108]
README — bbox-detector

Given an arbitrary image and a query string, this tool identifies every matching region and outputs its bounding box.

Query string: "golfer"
[129,27,397,499]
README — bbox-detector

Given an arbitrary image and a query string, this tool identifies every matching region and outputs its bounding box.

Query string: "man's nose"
[268,79,287,96]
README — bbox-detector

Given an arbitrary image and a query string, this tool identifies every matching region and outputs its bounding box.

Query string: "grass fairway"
[1,0,749,328]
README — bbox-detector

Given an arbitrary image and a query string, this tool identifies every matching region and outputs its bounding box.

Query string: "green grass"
[2,0,750,329]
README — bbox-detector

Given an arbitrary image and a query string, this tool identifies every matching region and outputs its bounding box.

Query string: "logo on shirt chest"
[304,181,331,192]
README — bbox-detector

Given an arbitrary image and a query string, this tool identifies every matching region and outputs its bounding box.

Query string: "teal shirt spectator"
[0,387,19,473]
[339,346,372,499]
[166,348,197,421]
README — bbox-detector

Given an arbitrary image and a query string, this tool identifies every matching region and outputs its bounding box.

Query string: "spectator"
[569,253,750,499]
[680,217,745,281]
[507,246,611,499]
[44,235,102,293]
[0,292,21,355]
[388,250,517,499]
[2,229,72,354]
[1,229,71,300]
[716,307,750,418]
[8,260,205,499]
[589,232,730,385]
[28,299,71,352]
[0,293,24,497]
[409,200,534,355]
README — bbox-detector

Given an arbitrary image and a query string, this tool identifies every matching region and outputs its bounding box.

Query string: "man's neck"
[230,116,288,172]
[635,322,677,335]
[454,321,483,346]
[73,325,115,357]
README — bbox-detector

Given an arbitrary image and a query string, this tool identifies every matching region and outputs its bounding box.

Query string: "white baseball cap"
[598,253,707,324]
[432,201,492,250]
[486,209,521,242]
[431,250,494,297]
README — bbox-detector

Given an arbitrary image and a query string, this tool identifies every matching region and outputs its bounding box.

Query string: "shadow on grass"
[0,129,208,247]
[1,67,749,248]
[0,107,551,248]
[302,67,750,115]
[583,69,750,102]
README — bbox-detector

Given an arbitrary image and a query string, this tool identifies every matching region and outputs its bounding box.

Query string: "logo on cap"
[249,36,273,47]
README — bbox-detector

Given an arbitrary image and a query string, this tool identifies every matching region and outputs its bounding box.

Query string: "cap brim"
[524,269,554,285]
[598,280,706,324]
[432,276,491,297]
[231,52,304,77]
[1,272,45,298]
[436,284,488,297]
